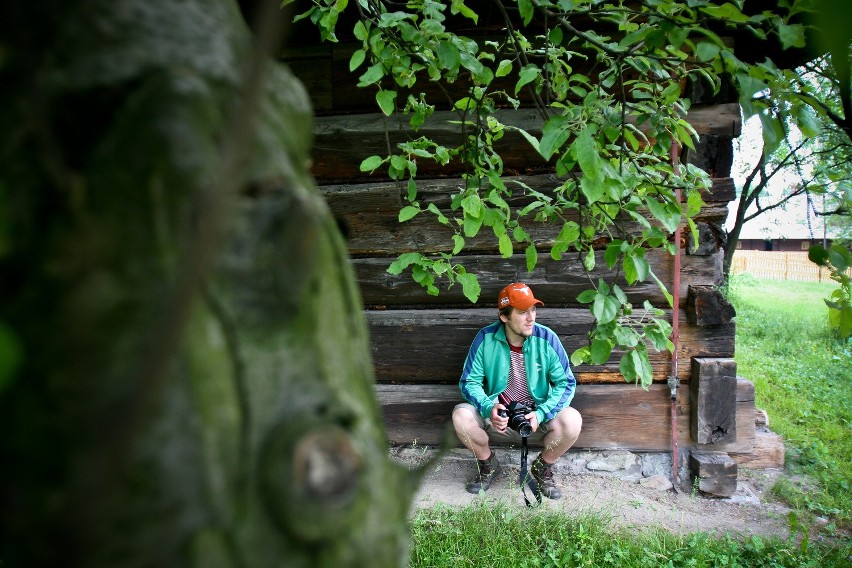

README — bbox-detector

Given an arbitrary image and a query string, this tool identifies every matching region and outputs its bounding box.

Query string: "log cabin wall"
[279,10,752,462]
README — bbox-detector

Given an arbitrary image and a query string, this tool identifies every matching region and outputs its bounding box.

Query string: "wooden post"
[690,358,738,444]
[689,451,738,497]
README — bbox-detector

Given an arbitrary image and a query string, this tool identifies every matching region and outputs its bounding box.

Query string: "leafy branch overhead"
[288,0,817,387]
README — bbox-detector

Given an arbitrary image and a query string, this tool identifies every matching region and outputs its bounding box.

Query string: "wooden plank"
[311,106,742,182]
[366,308,735,384]
[354,250,723,307]
[375,383,690,451]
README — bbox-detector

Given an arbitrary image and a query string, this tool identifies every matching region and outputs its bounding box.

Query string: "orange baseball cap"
[497,282,544,310]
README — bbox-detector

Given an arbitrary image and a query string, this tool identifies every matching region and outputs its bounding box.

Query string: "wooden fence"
[731,250,849,282]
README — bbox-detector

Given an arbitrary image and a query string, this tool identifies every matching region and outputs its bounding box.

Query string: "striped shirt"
[499,343,534,406]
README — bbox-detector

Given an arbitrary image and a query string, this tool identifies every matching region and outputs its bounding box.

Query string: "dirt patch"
[395,448,799,540]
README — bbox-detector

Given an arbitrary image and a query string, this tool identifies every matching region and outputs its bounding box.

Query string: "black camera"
[498,401,535,437]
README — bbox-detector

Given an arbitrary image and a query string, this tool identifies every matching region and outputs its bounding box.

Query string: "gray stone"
[639,474,673,491]
[587,451,640,473]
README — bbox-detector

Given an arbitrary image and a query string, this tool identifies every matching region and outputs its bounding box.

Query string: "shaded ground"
[395,448,800,540]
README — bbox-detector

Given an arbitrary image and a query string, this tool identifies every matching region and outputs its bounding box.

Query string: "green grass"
[726,274,852,529]
[409,501,850,567]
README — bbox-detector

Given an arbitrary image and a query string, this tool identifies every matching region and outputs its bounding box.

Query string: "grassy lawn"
[408,275,851,566]
[410,501,850,567]
[726,274,852,529]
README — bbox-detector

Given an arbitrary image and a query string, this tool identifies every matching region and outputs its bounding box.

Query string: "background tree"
[0,1,418,566]
[724,48,852,275]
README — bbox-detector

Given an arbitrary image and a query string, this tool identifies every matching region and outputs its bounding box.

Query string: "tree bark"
[0,1,415,566]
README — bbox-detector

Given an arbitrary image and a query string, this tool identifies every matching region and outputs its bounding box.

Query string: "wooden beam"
[375,383,689,451]
[686,285,736,326]
[355,251,723,307]
[375,381,757,453]
[311,106,742,182]
[689,358,738,445]
[689,451,738,497]
[366,308,735,384]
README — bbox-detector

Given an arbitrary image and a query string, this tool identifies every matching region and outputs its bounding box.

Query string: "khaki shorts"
[454,402,550,445]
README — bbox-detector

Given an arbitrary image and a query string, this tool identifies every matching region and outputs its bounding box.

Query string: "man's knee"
[452,404,481,431]
[552,406,582,438]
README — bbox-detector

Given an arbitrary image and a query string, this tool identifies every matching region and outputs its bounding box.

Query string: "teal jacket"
[459,321,576,425]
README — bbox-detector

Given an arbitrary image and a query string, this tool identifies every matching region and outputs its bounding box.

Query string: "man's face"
[501,306,537,342]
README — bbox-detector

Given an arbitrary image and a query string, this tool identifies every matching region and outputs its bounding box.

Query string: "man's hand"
[491,404,508,432]
[526,411,539,433]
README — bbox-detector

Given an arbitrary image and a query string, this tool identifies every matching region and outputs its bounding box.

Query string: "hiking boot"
[531,455,562,500]
[465,451,500,494]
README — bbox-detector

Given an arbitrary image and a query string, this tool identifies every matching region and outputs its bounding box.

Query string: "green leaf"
[376,90,397,116]
[700,3,749,22]
[498,233,513,258]
[496,59,513,77]
[645,197,680,233]
[614,325,639,348]
[525,243,538,272]
[387,252,423,275]
[518,0,534,25]
[829,244,851,272]
[398,205,420,222]
[736,72,769,100]
[619,350,638,382]
[574,125,602,182]
[452,234,465,255]
[506,125,541,154]
[539,115,569,160]
[650,271,674,309]
[359,155,385,172]
[515,64,540,95]
[604,241,622,269]
[450,0,479,24]
[437,40,461,71]
[583,249,596,272]
[808,245,830,266]
[571,346,590,367]
[592,293,620,323]
[550,221,580,260]
[358,62,385,86]
[580,175,605,205]
[577,289,597,303]
[777,22,806,49]
[349,48,366,71]
[590,339,613,364]
[457,271,481,302]
[353,19,369,41]
[463,214,483,237]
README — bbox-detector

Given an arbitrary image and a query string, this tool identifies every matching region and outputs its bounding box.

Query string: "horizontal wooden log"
[374,381,756,452]
[311,106,742,182]
[355,250,723,307]
[729,430,784,469]
[322,175,734,255]
[366,308,735,384]
[375,383,688,450]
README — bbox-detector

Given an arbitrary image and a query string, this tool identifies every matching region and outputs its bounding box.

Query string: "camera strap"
[519,437,542,508]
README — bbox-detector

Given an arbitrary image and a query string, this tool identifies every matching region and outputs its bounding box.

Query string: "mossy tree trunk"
[0,1,415,566]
